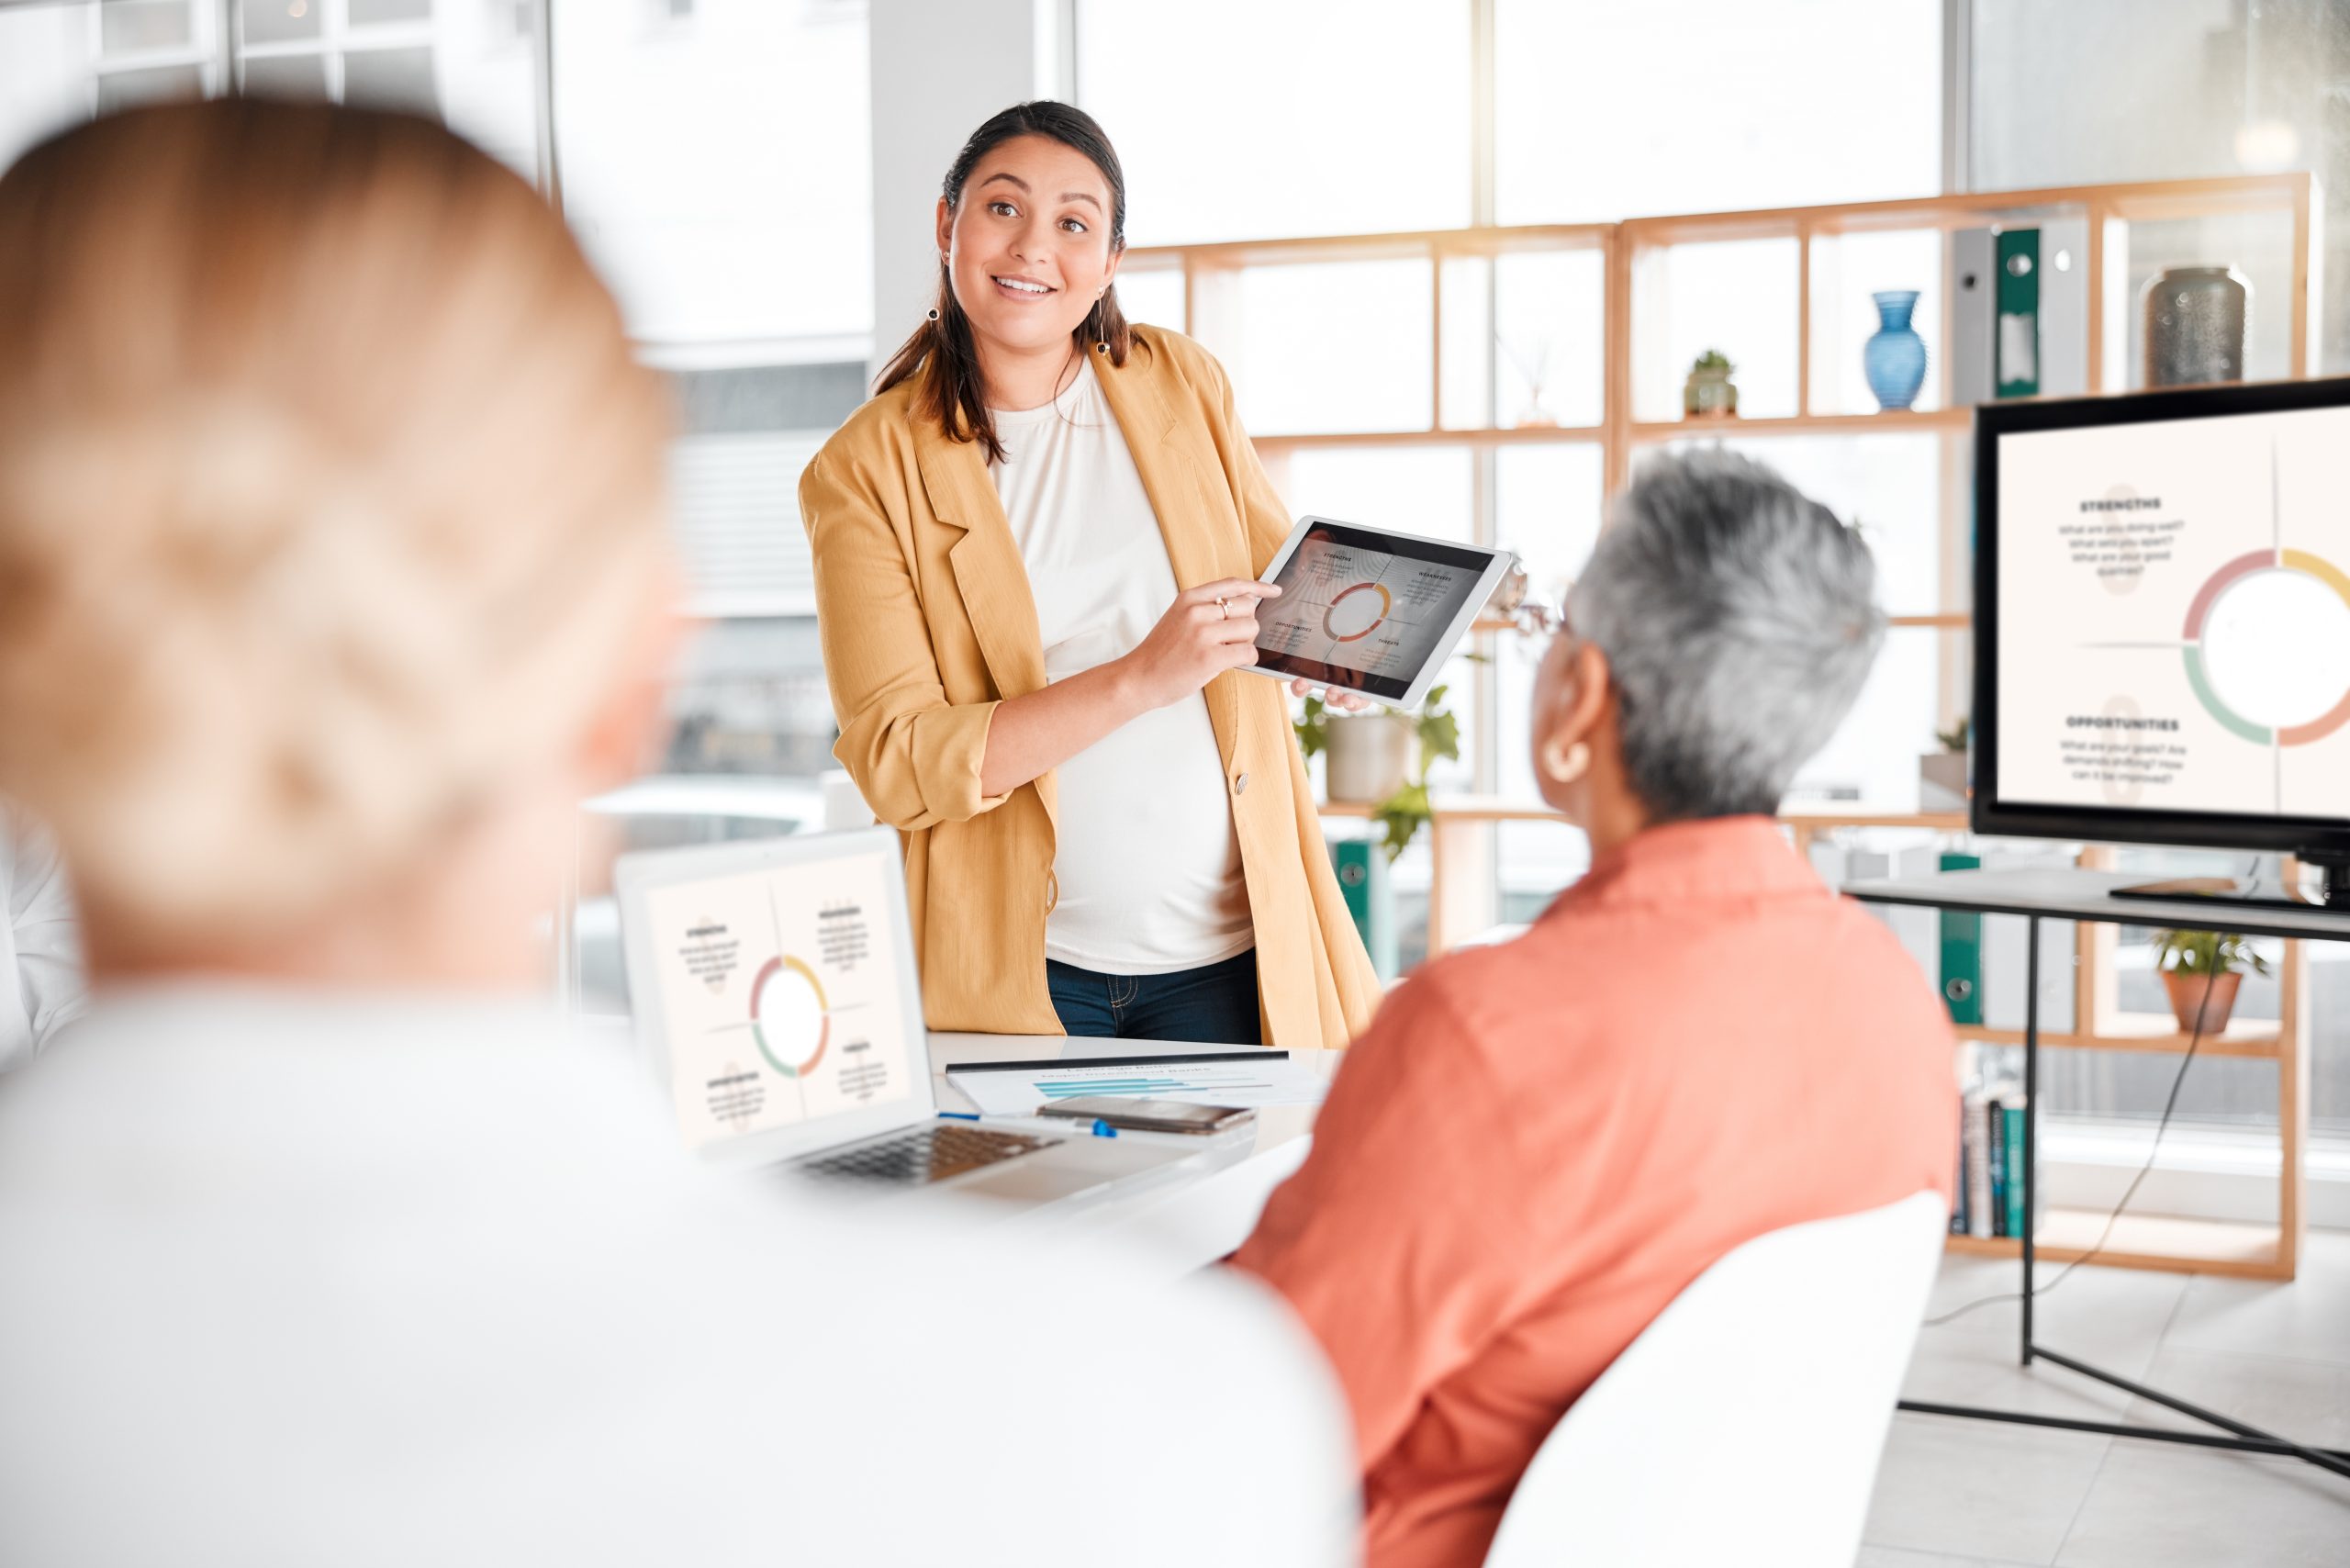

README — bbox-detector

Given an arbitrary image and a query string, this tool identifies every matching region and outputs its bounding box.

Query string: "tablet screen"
[1255,521,1496,700]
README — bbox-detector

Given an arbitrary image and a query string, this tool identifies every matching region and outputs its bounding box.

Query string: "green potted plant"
[2149,927,2268,1034]
[1301,694,1413,806]
[1295,684,1463,860]
[1683,348,1738,419]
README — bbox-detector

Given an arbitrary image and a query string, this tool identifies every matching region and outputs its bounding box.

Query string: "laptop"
[614,826,1192,1205]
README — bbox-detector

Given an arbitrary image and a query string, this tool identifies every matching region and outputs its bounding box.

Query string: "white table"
[926,1033,1337,1275]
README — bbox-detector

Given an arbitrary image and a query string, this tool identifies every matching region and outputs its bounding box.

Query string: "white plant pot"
[1919,752,1968,811]
[1326,713,1415,804]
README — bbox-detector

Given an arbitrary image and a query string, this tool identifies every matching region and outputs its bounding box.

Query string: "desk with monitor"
[1881,374,2350,1484]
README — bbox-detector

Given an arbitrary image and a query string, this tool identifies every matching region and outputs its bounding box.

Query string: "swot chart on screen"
[1257,526,1488,684]
[1998,405,2350,820]
[643,847,914,1148]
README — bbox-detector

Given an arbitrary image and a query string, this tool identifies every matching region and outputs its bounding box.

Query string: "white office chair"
[1483,1189,1946,1568]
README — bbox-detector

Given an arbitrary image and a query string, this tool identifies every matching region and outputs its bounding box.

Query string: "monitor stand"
[2111,850,2350,913]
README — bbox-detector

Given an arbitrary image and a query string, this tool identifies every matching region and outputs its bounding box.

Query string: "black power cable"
[1923,897,2244,1330]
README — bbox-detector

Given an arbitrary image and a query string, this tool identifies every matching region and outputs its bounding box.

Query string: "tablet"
[1247,516,1516,710]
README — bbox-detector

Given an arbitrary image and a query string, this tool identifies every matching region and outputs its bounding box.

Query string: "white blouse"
[990,359,1254,975]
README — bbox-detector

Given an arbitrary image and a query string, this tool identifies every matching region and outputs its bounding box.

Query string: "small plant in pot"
[1683,348,1738,419]
[1295,684,1464,860]
[2149,928,2268,1035]
[1919,716,1969,810]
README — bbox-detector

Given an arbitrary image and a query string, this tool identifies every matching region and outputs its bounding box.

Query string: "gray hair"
[1565,449,1886,822]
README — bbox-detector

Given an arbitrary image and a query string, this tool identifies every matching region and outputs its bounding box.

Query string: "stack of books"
[1953,1078,2031,1239]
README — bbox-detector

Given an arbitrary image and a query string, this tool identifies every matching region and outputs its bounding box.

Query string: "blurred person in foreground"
[0,101,1351,1567]
[1231,451,1959,1568]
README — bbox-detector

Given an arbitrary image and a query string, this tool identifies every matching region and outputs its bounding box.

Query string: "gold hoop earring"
[1540,739,1590,785]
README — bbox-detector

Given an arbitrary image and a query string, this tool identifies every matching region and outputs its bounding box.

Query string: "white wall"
[867,0,1066,380]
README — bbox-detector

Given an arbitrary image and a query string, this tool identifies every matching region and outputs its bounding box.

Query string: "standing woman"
[800,102,1378,1048]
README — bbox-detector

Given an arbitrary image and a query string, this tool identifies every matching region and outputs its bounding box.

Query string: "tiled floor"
[1857,1228,2350,1566]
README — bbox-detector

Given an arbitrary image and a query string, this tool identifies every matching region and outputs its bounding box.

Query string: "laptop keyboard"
[799,1123,1056,1187]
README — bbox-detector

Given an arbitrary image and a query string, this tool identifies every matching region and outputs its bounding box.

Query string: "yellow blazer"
[798,326,1380,1048]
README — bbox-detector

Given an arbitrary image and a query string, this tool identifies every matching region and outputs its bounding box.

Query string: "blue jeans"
[1045,949,1262,1045]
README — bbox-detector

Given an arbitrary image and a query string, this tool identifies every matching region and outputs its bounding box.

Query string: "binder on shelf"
[2002,1101,2029,1241]
[1939,851,1983,1025]
[1884,845,1944,987]
[1986,1099,2008,1238]
[2036,216,2089,398]
[1330,837,1396,980]
[1995,228,2041,398]
[1951,227,1997,406]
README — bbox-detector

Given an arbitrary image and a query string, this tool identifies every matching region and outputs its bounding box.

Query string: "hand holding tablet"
[1121,576,1284,711]
[1246,517,1518,710]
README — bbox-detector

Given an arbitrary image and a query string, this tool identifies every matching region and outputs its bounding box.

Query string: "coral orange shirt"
[1231,816,1957,1568]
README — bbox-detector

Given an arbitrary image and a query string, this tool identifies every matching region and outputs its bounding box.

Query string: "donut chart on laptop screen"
[643,845,915,1148]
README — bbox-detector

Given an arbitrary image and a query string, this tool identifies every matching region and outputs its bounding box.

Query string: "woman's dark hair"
[874,100,1134,464]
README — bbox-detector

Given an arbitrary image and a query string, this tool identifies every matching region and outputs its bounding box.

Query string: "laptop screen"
[635,834,921,1150]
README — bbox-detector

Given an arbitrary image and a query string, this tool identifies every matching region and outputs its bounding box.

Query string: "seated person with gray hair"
[1232,450,1959,1568]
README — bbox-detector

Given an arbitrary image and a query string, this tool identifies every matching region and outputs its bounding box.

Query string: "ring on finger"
[1216,596,1230,619]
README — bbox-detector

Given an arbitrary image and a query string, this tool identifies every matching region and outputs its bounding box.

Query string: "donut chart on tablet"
[1323,581,1391,643]
[1249,517,1514,707]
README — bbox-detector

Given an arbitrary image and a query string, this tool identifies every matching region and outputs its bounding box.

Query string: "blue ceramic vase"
[1863,289,1929,411]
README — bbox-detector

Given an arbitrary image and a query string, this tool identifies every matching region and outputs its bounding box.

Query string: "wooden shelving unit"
[1944,1209,2288,1281]
[1186,179,2323,1282]
[1127,168,2317,645]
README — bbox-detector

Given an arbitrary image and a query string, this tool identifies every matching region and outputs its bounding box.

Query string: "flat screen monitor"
[1974,376,2350,867]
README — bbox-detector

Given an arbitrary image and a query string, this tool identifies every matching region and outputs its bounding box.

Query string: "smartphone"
[1036,1097,1255,1136]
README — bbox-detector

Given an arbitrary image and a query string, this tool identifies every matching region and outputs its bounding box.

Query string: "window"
[551,0,872,348]
[0,0,536,181]
[3,2,209,171]
[1196,259,1435,436]
[654,361,867,778]
[1973,0,2350,375]
[548,0,878,892]
[1075,0,1472,246]
[1494,0,1942,225]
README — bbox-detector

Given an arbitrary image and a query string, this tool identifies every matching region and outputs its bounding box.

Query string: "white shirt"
[990,360,1253,975]
[0,809,85,1072]
[0,988,1354,1567]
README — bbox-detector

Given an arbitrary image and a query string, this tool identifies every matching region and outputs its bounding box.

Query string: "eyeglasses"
[1508,599,1568,637]
[1488,564,1571,637]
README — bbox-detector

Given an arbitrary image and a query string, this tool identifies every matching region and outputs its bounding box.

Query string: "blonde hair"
[0,101,672,934]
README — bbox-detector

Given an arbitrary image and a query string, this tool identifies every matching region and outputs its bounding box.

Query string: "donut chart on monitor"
[1323,581,1391,643]
[749,954,829,1078]
[2179,547,2350,747]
